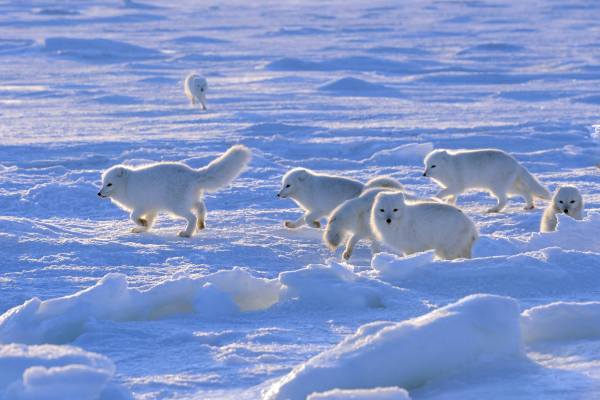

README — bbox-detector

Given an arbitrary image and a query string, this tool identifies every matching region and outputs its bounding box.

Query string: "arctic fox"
[98,145,251,237]
[324,187,394,260]
[323,184,428,260]
[371,191,478,260]
[277,168,403,229]
[184,73,208,110]
[540,186,584,232]
[423,148,550,213]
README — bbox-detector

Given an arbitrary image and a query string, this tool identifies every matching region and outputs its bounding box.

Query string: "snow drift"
[0,343,131,400]
[43,37,163,62]
[369,213,600,299]
[521,301,600,343]
[307,387,411,400]
[317,77,399,97]
[278,263,413,309]
[0,264,418,345]
[264,294,522,400]
[363,143,434,166]
[0,269,281,344]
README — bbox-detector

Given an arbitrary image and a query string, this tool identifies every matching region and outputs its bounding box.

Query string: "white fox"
[324,184,427,261]
[184,73,208,110]
[98,145,251,237]
[277,168,402,229]
[423,148,550,213]
[540,186,584,232]
[371,191,478,260]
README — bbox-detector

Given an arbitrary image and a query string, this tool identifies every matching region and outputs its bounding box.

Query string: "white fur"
[278,168,403,229]
[98,145,251,237]
[371,191,478,260]
[184,73,208,110]
[540,186,584,232]
[324,188,393,260]
[423,148,550,213]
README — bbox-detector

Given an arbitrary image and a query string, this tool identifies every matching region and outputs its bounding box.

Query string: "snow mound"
[371,215,600,298]
[318,77,399,97]
[0,343,131,400]
[264,294,522,400]
[43,37,163,62]
[264,57,320,71]
[0,264,418,345]
[457,42,525,56]
[264,56,427,74]
[371,247,600,299]
[363,143,434,166]
[528,212,600,252]
[279,263,411,309]
[308,387,410,400]
[521,301,600,343]
[370,251,436,281]
[0,269,281,344]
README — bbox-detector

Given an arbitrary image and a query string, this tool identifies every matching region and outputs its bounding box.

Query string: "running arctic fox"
[324,184,421,261]
[184,73,208,110]
[98,145,251,237]
[423,148,550,213]
[371,191,478,260]
[277,168,402,229]
[540,186,584,232]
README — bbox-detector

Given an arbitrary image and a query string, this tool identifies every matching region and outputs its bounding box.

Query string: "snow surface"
[265,294,523,400]
[307,387,410,400]
[1,0,600,399]
[0,343,132,400]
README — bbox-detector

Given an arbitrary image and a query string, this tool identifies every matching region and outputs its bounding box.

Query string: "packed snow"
[265,294,523,400]
[0,343,132,400]
[1,0,600,399]
[307,387,411,400]
[521,301,600,343]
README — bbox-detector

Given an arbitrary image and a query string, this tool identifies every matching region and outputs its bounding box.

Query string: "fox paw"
[198,220,205,230]
[486,207,502,213]
[311,221,321,229]
[178,231,192,238]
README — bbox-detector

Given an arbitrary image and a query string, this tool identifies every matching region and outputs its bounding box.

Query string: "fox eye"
[107,183,113,187]
[393,208,398,212]
[200,88,204,92]
[570,200,575,204]
[379,209,385,212]
[285,184,290,188]
[559,200,563,204]
[431,165,436,168]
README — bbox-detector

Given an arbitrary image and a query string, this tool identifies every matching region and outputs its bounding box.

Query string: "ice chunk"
[265,294,522,400]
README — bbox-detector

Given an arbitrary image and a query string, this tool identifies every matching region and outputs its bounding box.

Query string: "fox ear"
[116,167,128,178]
[396,192,407,205]
[297,169,309,181]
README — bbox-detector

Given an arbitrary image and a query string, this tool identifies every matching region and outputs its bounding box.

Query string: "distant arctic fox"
[540,186,584,232]
[423,148,550,213]
[98,145,251,237]
[184,73,208,110]
[277,168,403,229]
[371,191,478,260]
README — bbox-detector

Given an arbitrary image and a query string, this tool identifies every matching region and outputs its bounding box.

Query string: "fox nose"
[423,171,427,177]
[277,193,280,197]
[386,218,391,224]
[564,209,569,214]
[97,192,102,197]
